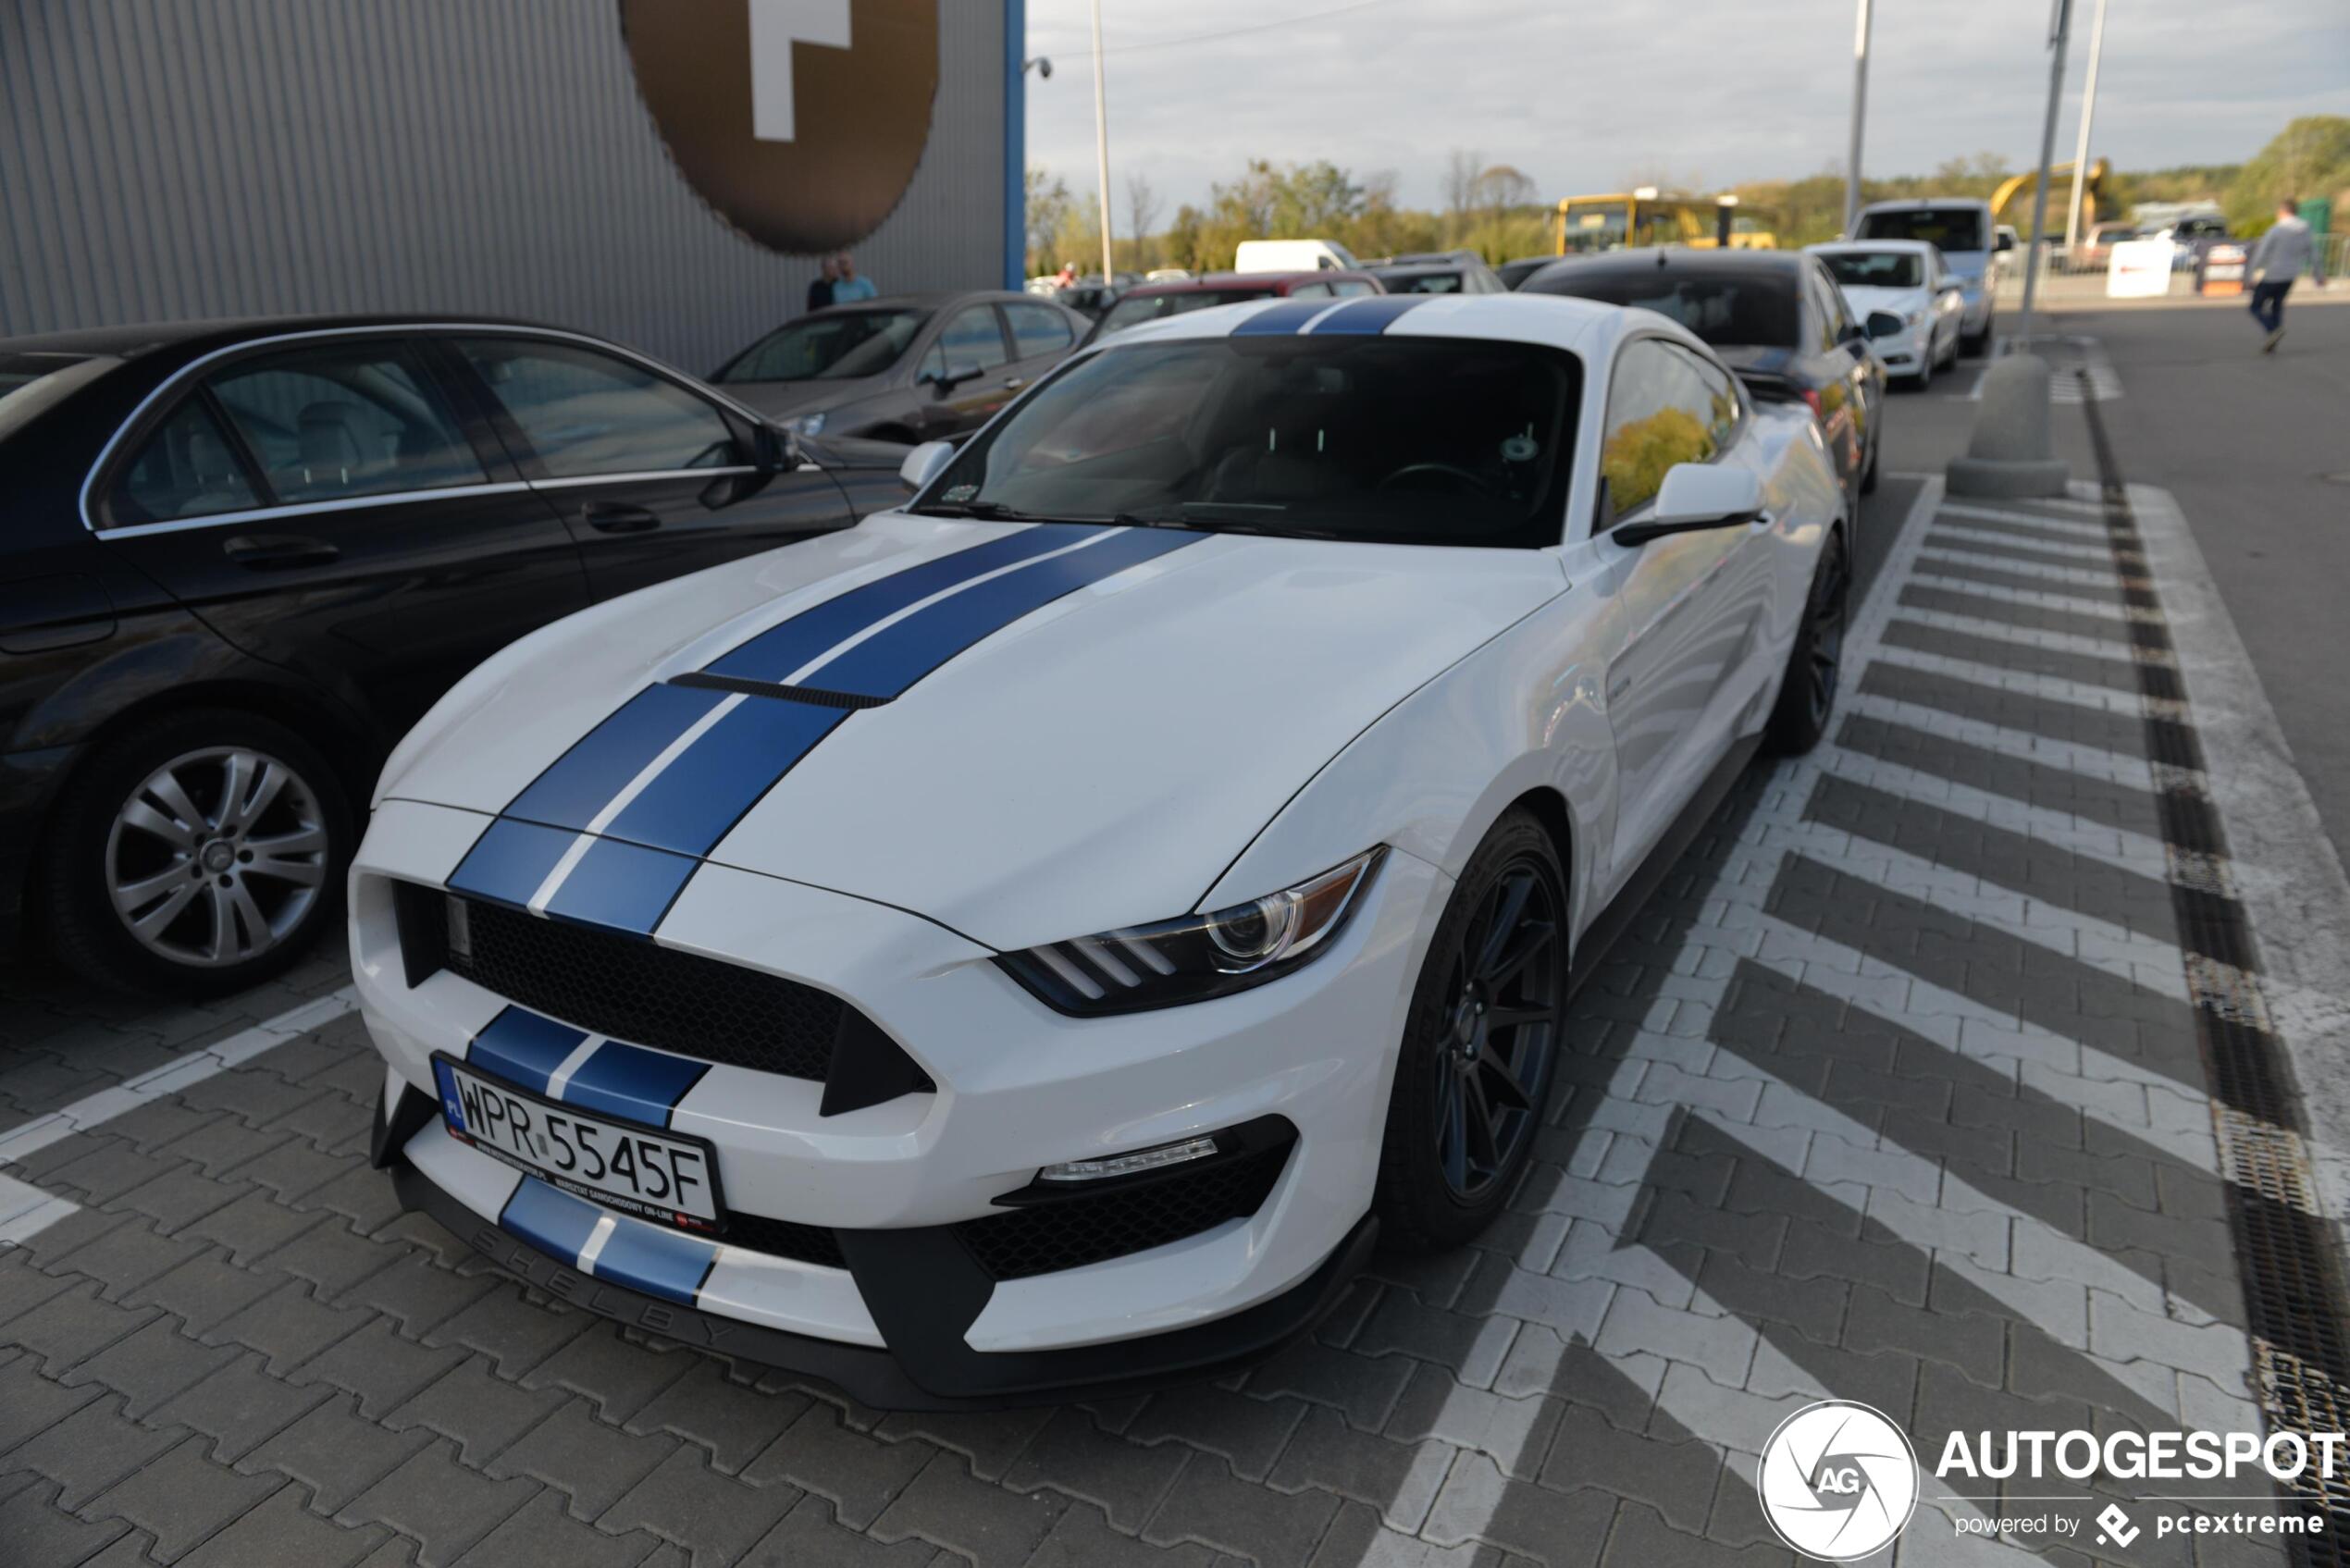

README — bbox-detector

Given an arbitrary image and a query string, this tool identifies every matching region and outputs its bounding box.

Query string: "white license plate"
[433,1055,725,1235]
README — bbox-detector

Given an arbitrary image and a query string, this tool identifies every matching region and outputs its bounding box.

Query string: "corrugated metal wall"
[0,0,1008,374]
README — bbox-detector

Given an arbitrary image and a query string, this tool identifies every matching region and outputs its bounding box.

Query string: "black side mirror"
[752,422,801,473]
[1865,310,1904,340]
[1838,321,1868,346]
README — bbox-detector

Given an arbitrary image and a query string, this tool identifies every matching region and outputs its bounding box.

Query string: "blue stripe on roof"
[464,1006,588,1095]
[446,818,577,911]
[1307,295,1431,335]
[503,684,727,832]
[807,527,1209,700]
[705,526,1109,684]
[500,1176,602,1264]
[539,837,698,936]
[601,696,845,858]
[1230,298,1332,336]
[588,1216,716,1305]
[561,1040,709,1130]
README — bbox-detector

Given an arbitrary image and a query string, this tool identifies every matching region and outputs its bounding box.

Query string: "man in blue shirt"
[831,251,879,304]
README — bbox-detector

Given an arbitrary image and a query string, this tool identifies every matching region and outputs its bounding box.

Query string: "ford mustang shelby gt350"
[353,291,1850,1407]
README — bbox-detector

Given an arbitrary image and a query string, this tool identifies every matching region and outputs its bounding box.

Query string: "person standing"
[805,255,838,315]
[830,251,878,304]
[2246,196,2325,352]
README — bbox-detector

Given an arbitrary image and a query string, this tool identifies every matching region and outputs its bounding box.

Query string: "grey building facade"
[0,0,1022,374]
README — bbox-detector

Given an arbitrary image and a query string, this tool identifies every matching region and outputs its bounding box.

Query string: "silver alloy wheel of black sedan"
[105,745,329,969]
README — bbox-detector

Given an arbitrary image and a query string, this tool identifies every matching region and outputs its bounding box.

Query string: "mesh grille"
[445,895,842,1081]
[725,1212,847,1271]
[956,1142,1292,1282]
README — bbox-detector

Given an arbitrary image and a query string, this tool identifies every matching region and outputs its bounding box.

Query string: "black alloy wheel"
[1764,524,1850,756]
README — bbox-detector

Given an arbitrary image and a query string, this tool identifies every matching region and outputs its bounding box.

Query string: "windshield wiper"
[1112,508,1332,539]
[908,500,1044,522]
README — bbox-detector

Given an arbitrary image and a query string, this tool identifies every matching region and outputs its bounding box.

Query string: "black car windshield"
[1819,251,1924,289]
[1856,207,1985,253]
[719,308,925,382]
[1093,290,1275,339]
[921,337,1581,548]
[1526,266,1798,349]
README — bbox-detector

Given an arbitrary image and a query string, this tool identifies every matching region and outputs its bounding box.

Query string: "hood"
[1941,253,1989,282]
[722,375,891,420]
[386,514,1564,950]
[1837,284,1928,317]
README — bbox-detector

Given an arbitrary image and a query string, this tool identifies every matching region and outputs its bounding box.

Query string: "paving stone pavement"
[0,470,2330,1566]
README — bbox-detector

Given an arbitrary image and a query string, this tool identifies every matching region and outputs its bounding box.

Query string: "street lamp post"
[2018,0,2074,345]
[1089,0,1113,283]
[2063,0,2109,255]
[1844,0,1872,236]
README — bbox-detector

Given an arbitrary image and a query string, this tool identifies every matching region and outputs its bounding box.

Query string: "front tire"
[1374,810,1567,1253]
[44,709,353,996]
[1763,525,1851,757]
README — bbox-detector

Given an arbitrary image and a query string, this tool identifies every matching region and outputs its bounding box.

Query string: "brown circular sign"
[619,0,939,255]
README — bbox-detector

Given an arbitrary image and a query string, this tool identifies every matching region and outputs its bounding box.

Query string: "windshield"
[1819,251,1923,289]
[719,308,924,382]
[1856,207,1985,253]
[1383,270,1467,294]
[1527,267,1798,349]
[1092,290,1275,340]
[921,337,1581,549]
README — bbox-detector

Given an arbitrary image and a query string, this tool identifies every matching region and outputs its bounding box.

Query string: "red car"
[1079,271,1385,347]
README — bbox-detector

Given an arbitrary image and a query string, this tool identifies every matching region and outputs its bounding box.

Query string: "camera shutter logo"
[1758,1401,1921,1560]
[620,0,940,254]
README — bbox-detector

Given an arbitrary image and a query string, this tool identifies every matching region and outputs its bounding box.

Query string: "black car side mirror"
[1838,321,1869,346]
[1865,310,1904,340]
[752,422,802,474]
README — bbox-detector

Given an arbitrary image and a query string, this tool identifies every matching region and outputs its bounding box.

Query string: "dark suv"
[1,315,907,995]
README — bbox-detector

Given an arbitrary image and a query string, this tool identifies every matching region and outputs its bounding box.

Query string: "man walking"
[805,255,838,315]
[2246,196,2325,352]
[830,251,878,304]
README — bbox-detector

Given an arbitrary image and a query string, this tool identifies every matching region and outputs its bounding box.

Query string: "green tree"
[2224,117,2350,235]
[1024,168,1074,278]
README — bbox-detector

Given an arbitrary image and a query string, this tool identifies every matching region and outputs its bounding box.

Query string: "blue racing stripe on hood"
[447,819,577,910]
[561,1040,710,1130]
[538,837,698,935]
[706,525,1108,684]
[1308,295,1431,335]
[589,1216,717,1304]
[600,698,846,858]
[1230,298,1332,336]
[503,683,727,833]
[804,526,1209,700]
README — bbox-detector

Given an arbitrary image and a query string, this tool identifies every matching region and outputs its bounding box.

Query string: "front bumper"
[352,798,1443,1403]
[1873,327,1928,374]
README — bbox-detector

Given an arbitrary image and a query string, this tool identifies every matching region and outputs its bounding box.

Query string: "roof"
[1857,196,1992,211]
[1119,272,1364,297]
[0,312,567,358]
[1091,290,1637,360]
[1530,249,1806,279]
[1807,239,1940,255]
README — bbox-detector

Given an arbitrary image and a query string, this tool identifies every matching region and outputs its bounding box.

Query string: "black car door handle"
[222,534,340,569]
[583,502,662,534]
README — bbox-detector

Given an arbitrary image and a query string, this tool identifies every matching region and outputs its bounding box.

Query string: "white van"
[1233,239,1362,274]
[1852,199,2011,353]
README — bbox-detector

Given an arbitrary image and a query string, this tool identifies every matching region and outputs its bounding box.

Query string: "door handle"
[222,534,340,570]
[583,502,661,534]
[1002,377,1025,390]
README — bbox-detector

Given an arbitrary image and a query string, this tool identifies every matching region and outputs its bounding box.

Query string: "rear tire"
[44,709,353,997]
[1763,525,1851,758]
[1374,810,1566,1254]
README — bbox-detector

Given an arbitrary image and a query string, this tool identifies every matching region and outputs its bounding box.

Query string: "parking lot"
[5,300,2345,1567]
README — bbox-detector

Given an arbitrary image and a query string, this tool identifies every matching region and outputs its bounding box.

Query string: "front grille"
[726,1212,847,1270]
[956,1141,1293,1282]
[444,894,842,1081]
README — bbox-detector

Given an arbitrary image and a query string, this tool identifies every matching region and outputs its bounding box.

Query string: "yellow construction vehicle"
[1550,190,1778,254]
[1988,157,2110,235]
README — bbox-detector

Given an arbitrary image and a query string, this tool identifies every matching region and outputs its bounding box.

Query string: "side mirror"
[1614,464,1765,545]
[752,422,801,474]
[925,359,983,391]
[1866,310,1905,340]
[1837,321,1868,346]
[1996,232,2016,252]
[898,439,955,493]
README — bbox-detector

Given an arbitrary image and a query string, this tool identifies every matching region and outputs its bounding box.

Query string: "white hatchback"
[1810,240,1967,389]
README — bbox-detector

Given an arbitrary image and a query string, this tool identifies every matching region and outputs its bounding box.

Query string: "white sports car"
[352,291,1850,1407]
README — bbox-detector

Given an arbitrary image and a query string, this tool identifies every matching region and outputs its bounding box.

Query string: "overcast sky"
[1022,0,2350,215]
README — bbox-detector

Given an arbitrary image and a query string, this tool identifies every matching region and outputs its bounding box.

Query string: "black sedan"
[0,315,907,994]
[711,290,1093,446]
[1521,250,1885,511]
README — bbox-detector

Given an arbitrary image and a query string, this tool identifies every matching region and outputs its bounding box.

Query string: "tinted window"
[1004,302,1075,357]
[1330,278,1378,297]
[109,399,261,524]
[1856,206,1986,253]
[1527,265,1799,349]
[1804,269,1847,352]
[1289,281,1330,298]
[928,337,1581,549]
[1819,250,1924,289]
[1601,340,1725,518]
[459,340,736,477]
[1673,343,1741,450]
[720,308,923,382]
[208,343,486,504]
[1386,271,1466,294]
[929,307,1010,376]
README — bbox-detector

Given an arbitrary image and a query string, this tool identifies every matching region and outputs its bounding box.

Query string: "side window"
[1811,267,1854,348]
[1329,278,1375,297]
[205,341,487,505]
[1669,343,1742,451]
[107,399,262,525]
[1289,281,1330,298]
[456,340,736,477]
[1004,302,1075,358]
[934,307,1011,375]
[1600,340,1725,520]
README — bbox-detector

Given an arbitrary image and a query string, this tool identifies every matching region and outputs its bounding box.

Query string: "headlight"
[784,411,827,437]
[997,847,1387,1015]
[1906,310,1927,328]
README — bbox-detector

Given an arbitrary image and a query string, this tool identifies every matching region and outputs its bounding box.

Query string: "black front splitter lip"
[390,1159,1378,1412]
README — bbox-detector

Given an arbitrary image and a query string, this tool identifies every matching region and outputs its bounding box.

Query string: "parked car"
[1367,259,1508,295]
[1808,240,1965,389]
[1080,270,1384,346]
[1232,238,1363,273]
[1524,249,1884,512]
[1851,198,2004,352]
[2072,220,2141,272]
[0,315,910,994]
[713,291,1092,444]
[1496,255,1560,290]
[353,290,1849,1408]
